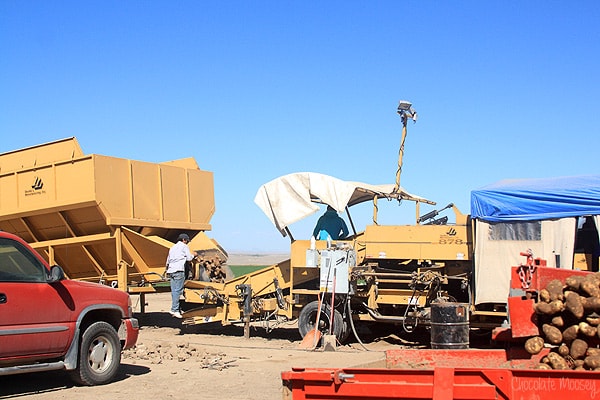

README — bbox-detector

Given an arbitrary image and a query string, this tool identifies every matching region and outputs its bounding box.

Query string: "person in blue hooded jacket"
[312,205,349,240]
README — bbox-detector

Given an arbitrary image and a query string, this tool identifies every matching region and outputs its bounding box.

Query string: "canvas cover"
[474,218,576,304]
[254,172,433,236]
[471,175,600,305]
[471,175,600,222]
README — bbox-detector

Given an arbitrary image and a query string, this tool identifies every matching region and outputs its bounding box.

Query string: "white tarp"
[254,172,433,236]
[474,217,576,305]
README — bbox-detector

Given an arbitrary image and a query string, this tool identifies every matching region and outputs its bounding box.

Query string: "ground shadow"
[0,370,73,398]
[136,311,187,329]
[181,320,303,342]
[0,363,150,398]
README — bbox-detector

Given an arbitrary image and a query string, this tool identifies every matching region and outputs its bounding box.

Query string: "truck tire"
[298,301,344,342]
[71,321,121,386]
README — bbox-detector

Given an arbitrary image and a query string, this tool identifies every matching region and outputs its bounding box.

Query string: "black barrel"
[430,302,469,349]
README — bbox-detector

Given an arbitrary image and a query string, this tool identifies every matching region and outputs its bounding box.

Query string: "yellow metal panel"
[0,218,29,240]
[290,239,329,267]
[55,157,95,203]
[17,165,56,212]
[161,164,188,223]
[1,157,96,218]
[160,157,200,170]
[374,290,426,306]
[364,225,471,261]
[121,228,171,272]
[0,137,84,174]
[58,206,108,235]
[188,169,214,225]
[131,160,161,221]
[0,174,18,211]
[94,155,132,221]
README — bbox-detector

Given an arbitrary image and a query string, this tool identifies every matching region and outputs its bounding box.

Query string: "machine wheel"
[298,301,344,342]
[70,321,121,386]
[339,313,351,343]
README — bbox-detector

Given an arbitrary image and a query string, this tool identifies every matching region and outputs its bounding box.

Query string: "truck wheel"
[298,301,344,341]
[71,321,121,386]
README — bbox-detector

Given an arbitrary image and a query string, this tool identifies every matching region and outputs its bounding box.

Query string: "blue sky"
[1,1,599,253]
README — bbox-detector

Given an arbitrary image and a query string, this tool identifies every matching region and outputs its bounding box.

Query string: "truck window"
[0,238,46,282]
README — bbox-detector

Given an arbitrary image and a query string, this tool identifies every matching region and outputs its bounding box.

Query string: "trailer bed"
[282,349,600,400]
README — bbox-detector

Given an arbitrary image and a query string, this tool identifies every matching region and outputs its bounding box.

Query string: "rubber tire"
[71,321,121,386]
[338,312,351,344]
[298,300,344,341]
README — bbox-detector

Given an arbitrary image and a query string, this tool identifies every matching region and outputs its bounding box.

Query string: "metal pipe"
[237,284,252,339]
[359,272,413,278]
[345,205,357,236]
[362,303,411,323]
[393,119,408,193]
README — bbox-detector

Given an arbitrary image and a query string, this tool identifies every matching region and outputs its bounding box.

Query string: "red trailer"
[282,348,600,400]
[282,256,600,400]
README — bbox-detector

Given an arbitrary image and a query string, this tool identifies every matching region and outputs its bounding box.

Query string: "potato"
[536,363,552,370]
[573,359,585,368]
[541,356,550,364]
[539,288,551,303]
[546,280,565,301]
[549,299,565,314]
[551,315,565,328]
[542,324,563,345]
[535,302,554,315]
[565,292,584,319]
[547,352,570,370]
[535,300,565,315]
[524,336,545,355]
[581,275,600,297]
[570,338,588,359]
[584,355,600,369]
[582,297,600,312]
[579,321,598,337]
[586,313,600,326]
[565,275,584,291]
[562,325,579,343]
[558,343,570,357]
[587,348,600,357]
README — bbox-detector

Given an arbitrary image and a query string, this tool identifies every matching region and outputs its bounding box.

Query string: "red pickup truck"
[0,231,139,385]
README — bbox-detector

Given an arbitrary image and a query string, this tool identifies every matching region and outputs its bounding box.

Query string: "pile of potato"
[525,272,600,370]
[196,256,228,283]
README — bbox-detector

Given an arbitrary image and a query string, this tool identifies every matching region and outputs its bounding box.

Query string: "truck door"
[0,237,73,359]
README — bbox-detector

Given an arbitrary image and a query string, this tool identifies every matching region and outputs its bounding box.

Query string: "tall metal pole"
[394,114,408,194]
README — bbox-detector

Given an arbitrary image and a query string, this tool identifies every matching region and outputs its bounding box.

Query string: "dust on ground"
[0,282,409,400]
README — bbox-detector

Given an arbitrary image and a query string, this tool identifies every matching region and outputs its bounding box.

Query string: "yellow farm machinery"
[0,137,225,310]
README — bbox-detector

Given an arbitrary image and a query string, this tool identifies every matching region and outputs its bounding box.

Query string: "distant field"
[227,253,287,278]
[229,265,268,277]
[227,253,288,266]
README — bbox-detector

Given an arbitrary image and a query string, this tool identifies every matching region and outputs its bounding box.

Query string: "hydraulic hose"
[346,297,369,351]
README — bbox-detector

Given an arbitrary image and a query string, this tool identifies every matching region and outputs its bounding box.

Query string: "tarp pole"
[346,206,357,236]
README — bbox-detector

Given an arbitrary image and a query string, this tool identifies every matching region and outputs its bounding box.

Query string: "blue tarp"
[470,175,600,222]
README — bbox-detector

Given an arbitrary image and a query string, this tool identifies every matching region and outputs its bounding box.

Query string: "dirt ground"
[0,257,408,400]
